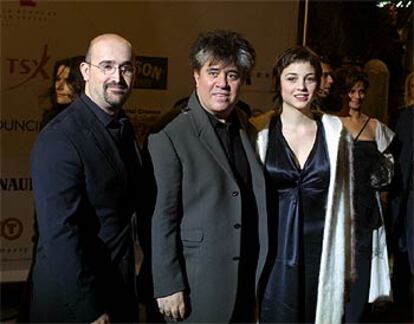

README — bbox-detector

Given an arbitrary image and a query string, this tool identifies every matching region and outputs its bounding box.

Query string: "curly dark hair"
[189,30,256,78]
[272,46,322,111]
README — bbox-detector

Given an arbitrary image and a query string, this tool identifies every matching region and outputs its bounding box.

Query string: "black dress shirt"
[205,109,259,321]
[206,110,251,188]
[81,94,141,215]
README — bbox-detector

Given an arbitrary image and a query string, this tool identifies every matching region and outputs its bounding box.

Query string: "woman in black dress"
[333,66,395,322]
[253,46,354,323]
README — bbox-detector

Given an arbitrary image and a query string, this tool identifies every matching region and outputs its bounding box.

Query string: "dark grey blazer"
[148,92,268,322]
[29,95,143,322]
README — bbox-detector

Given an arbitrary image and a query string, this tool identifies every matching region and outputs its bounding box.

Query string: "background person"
[332,65,395,323]
[252,46,354,324]
[388,71,414,323]
[29,34,146,323]
[316,55,336,112]
[148,30,268,323]
[318,57,334,100]
[403,71,414,106]
[40,55,85,129]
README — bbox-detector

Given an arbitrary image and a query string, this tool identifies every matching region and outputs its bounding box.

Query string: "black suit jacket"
[389,105,414,272]
[29,94,144,322]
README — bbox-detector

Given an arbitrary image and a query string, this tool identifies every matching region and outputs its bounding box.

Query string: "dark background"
[300,0,413,113]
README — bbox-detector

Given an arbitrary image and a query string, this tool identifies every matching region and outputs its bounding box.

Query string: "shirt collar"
[204,107,239,130]
[80,93,126,128]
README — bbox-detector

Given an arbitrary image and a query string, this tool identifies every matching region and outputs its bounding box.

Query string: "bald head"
[85,33,133,63]
[80,33,135,114]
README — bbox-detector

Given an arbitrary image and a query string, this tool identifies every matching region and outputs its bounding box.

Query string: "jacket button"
[234,223,241,229]
[233,256,240,261]
[232,191,239,197]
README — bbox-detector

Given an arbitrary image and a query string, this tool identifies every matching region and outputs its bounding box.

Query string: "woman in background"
[252,46,354,324]
[333,65,395,322]
[40,55,85,129]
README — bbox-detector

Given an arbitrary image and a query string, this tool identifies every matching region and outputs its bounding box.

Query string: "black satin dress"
[261,116,330,323]
[345,140,382,322]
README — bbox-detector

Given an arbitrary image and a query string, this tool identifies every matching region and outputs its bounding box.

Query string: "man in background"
[317,56,335,111]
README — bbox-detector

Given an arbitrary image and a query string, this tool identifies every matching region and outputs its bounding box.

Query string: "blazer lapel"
[76,100,127,181]
[188,92,235,179]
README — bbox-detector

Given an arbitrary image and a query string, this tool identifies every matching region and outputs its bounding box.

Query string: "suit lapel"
[76,98,127,181]
[188,92,235,179]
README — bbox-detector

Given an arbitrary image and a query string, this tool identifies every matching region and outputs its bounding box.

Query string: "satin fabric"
[261,115,330,323]
[345,140,382,322]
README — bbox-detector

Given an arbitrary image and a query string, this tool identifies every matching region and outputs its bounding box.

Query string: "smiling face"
[55,65,74,105]
[347,81,366,111]
[280,61,318,112]
[193,58,243,120]
[80,34,134,115]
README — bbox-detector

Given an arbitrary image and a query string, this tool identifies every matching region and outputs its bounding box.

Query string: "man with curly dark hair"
[148,30,268,323]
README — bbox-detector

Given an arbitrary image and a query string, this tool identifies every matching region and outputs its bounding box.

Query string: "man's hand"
[157,291,187,321]
[92,313,110,324]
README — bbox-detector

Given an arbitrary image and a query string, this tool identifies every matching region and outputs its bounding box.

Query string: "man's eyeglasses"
[85,61,135,77]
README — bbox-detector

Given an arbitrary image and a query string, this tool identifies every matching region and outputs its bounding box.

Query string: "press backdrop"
[0,0,299,282]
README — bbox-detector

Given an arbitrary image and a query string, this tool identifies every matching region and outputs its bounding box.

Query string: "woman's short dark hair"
[272,46,322,110]
[50,55,85,106]
[331,65,369,109]
[189,30,256,78]
[333,65,369,97]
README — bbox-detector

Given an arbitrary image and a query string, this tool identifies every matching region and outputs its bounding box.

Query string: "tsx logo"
[5,44,50,90]
[0,218,24,241]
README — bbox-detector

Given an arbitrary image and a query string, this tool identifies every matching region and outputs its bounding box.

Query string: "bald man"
[29,34,146,323]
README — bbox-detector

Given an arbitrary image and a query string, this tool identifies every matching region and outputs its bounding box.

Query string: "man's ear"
[80,62,90,82]
[193,70,200,88]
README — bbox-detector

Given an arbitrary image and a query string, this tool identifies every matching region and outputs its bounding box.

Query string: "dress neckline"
[353,117,371,141]
[276,115,320,171]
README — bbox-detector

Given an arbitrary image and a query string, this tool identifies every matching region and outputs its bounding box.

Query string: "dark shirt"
[80,93,141,213]
[205,110,251,188]
[80,93,127,144]
[205,108,259,320]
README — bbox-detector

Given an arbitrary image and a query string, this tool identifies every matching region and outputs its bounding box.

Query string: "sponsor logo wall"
[1,0,299,281]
